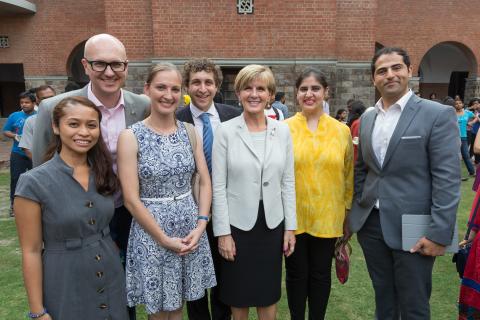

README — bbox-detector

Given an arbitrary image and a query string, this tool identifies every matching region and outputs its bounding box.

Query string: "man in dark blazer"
[32,33,149,320]
[176,58,241,320]
[348,47,461,320]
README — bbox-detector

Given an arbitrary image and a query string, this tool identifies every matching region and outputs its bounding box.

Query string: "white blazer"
[212,114,297,236]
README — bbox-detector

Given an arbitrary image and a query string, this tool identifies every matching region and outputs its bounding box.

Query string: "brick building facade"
[0,0,479,116]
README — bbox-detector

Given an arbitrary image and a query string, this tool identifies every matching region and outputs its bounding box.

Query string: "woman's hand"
[182,225,206,254]
[41,313,52,320]
[218,235,236,261]
[283,230,296,257]
[342,213,352,241]
[161,236,189,255]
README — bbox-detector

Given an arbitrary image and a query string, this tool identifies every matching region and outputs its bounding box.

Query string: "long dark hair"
[44,96,118,196]
[347,100,366,127]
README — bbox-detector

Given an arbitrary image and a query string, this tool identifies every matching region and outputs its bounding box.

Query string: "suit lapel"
[236,115,260,161]
[123,92,136,126]
[264,117,277,163]
[382,95,421,169]
[215,104,229,122]
[362,110,381,169]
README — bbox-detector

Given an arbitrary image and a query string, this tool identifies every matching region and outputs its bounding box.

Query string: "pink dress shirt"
[87,83,126,206]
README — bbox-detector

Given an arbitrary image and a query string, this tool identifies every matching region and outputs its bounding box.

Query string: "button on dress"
[15,153,128,320]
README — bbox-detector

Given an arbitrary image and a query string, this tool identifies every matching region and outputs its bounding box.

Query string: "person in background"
[285,67,353,320]
[347,100,367,163]
[212,64,296,320]
[468,98,480,164]
[272,92,289,119]
[117,63,216,320]
[3,91,37,217]
[335,108,348,124]
[14,96,128,320]
[429,92,437,100]
[264,98,284,121]
[19,85,57,160]
[447,98,476,177]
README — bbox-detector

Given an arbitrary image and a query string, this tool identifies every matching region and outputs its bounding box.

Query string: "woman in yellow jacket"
[285,67,353,320]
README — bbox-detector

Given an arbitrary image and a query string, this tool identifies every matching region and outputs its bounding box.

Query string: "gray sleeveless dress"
[125,121,216,314]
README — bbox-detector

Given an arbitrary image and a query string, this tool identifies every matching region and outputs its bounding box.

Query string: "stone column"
[24,76,68,94]
[335,62,375,111]
[464,77,480,103]
[409,77,420,94]
[124,62,152,95]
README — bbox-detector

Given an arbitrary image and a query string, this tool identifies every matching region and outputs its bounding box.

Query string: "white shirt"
[323,101,330,115]
[372,90,413,166]
[264,107,284,120]
[190,103,221,143]
[372,89,413,208]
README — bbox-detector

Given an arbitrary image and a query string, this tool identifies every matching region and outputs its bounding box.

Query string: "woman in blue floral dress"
[117,63,216,319]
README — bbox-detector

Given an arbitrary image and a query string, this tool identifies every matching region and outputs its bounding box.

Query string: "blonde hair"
[234,64,276,96]
[146,63,182,85]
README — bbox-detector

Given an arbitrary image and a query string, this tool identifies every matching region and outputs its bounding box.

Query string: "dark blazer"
[348,94,461,249]
[32,86,150,167]
[176,103,241,124]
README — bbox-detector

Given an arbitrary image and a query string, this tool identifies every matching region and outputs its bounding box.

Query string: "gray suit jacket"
[349,95,461,249]
[212,115,296,236]
[32,86,150,166]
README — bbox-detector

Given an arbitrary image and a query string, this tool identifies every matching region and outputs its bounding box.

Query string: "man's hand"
[410,237,446,256]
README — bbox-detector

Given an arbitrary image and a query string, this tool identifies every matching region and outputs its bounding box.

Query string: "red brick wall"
[151,0,338,59]
[0,0,105,75]
[104,0,153,60]
[336,0,377,60]
[376,0,480,75]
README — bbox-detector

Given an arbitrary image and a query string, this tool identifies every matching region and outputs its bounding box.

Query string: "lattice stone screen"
[237,0,254,14]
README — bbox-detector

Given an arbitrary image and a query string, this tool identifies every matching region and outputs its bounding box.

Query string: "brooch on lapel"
[270,127,276,138]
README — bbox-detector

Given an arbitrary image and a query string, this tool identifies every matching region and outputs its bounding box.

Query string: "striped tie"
[200,113,213,173]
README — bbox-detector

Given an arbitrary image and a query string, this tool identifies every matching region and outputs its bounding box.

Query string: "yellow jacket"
[286,112,353,238]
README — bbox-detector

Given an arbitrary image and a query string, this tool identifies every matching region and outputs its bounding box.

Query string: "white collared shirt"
[372,89,413,208]
[189,103,221,143]
[372,89,413,166]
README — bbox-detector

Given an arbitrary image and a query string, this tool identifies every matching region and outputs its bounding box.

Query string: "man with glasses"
[32,33,149,320]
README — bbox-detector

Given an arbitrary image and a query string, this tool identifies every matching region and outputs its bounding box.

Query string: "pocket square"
[401,136,422,140]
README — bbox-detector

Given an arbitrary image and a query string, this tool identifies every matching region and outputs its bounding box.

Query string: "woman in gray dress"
[14,96,128,320]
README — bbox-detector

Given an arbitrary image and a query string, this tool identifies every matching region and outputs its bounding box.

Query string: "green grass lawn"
[0,167,475,319]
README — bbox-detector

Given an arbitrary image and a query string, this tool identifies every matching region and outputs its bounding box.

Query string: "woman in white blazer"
[211,64,296,320]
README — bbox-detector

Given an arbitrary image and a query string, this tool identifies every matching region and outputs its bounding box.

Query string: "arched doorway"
[419,42,477,101]
[66,41,88,87]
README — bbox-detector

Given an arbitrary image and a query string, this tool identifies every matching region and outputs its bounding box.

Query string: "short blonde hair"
[234,64,276,96]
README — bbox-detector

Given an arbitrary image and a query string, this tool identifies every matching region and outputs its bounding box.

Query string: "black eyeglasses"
[85,59,128,72]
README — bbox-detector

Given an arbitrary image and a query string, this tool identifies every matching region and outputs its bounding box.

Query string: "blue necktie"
[200,113,213,173]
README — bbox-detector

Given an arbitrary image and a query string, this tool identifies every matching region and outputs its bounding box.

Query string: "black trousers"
[10,152,32,206]
[357,208,435,320]
[285,233,336,320]
[110,205,136,320]
[186,221,231,320]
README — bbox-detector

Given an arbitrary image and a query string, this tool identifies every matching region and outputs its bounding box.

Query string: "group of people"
[6,33,463,320]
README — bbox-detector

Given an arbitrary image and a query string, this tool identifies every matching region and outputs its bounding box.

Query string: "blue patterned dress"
[126,121,216,313]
